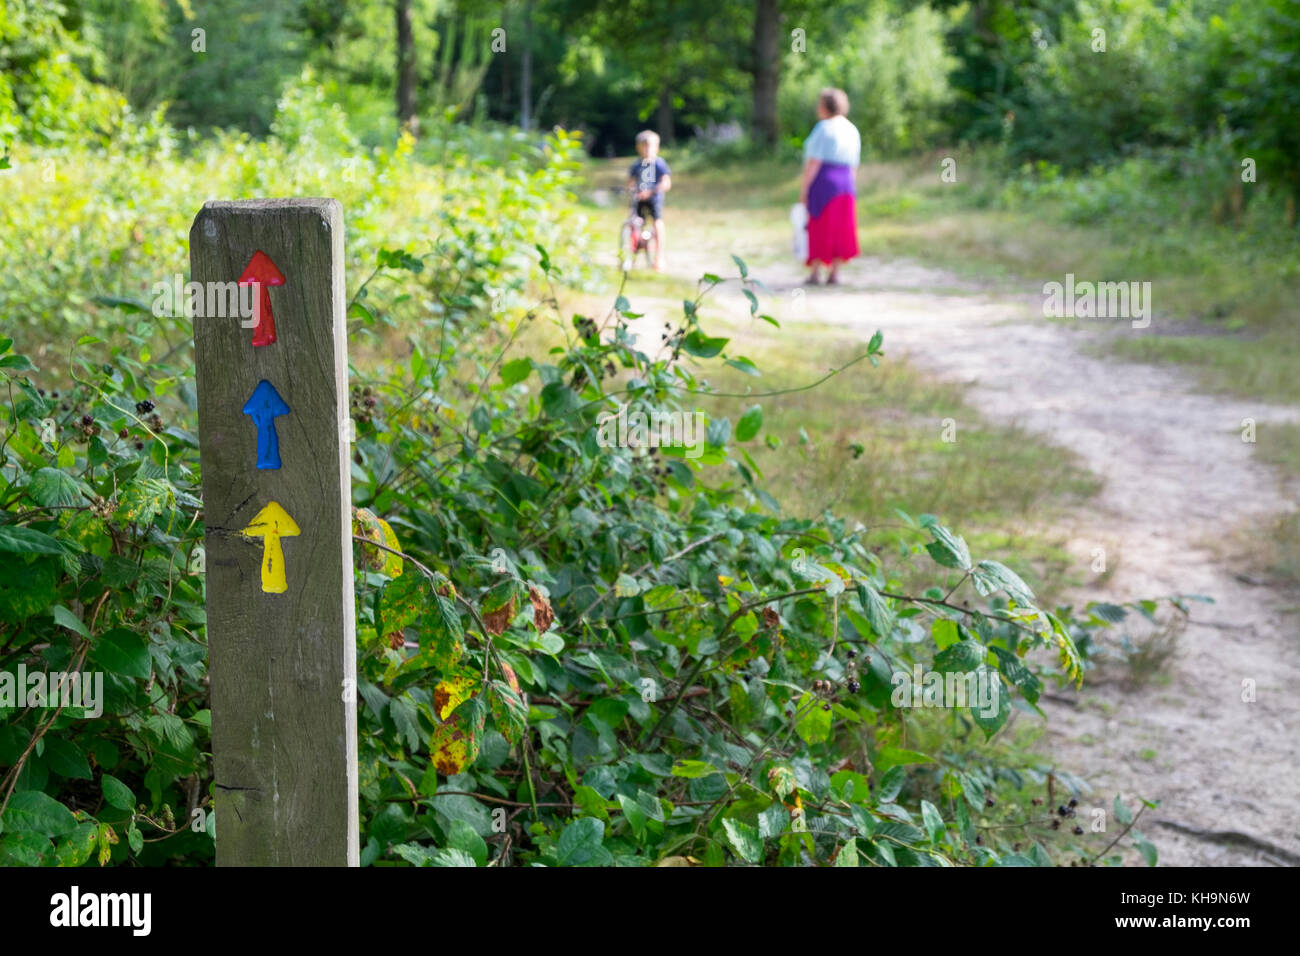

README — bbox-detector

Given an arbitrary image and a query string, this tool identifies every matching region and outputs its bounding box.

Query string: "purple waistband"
[807,162,856,219]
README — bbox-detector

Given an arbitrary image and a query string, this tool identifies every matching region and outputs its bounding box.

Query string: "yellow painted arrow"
[242,501,300,594]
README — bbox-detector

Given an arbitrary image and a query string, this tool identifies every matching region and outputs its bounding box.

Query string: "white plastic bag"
[790,202,809,261]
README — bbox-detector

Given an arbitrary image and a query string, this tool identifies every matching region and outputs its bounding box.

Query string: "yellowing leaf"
[353,507,403,576]
[480,579,519,636]
[429,698,485,776]
[488,677,528,746]
[528,586,554,632]
[433,674,476,720]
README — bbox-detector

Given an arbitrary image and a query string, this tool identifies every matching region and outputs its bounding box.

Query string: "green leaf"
[670,759,720,779]
[54,822,98,867]
[540,382,581,417]
[722,818,763,863]
[874,746,934,773]
[921,800,945,844]
[724,356,761,376]
[876,766,906,803]
[380,571,428,635]
[26,469,86,508]
[90,628,152,679]
[430,847,478,867]
[0,525,72,555]
[735,404,763,442]
[990,645,1041,705]
[731,254,748,278]
[0,353,35,371]
[925,525,972,570]
[0,832,50,866]
[51,605,90,639]
[834,838,860,866]
[971,559,1035,605]
[855,583,895,638]
[617,792,649,839]
[447,818,488,867]
[1113,795,1133,825]
[500,357,532,385]
[44,738,92,780]
[2,791,77,836]
[794,692,832,744]
[102,774,135,810]
[127,823,144,854]
[556,817,613,866]
[933,640,986,674]
[931,618,959,649]
[681,331,729,358]
[1132,831,1158,866]
[390,696,421,751]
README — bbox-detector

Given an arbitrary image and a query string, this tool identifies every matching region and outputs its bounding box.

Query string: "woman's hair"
[818,88,850,117]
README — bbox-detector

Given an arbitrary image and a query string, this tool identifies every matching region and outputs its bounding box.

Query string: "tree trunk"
[752,0,780,149]
[656,85,675,145]
[395,0,418,134]
[520,0,534,130]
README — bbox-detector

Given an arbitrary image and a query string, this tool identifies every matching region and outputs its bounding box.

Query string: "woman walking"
[799,88,861,285]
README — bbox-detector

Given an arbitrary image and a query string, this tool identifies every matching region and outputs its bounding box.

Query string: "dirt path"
[647,237,1300,865]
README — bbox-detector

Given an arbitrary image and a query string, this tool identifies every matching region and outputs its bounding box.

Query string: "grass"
[570,153,1103,604]
[626,149,1300,593]
[700,328,1099,601]
[610,149,1300,406]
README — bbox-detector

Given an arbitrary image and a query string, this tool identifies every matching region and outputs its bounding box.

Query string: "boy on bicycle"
[628,130,671,271]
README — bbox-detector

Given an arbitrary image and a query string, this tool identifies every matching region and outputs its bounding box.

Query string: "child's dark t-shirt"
[629,156,671,191]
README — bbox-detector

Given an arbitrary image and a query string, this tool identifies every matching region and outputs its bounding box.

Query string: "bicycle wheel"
[643,229,658,269]
[619,223,635,271]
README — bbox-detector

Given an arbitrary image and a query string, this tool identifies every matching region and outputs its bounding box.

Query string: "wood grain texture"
[190,198,358,866]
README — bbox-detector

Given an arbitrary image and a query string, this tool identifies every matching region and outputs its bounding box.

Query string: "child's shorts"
[636,195,664,221]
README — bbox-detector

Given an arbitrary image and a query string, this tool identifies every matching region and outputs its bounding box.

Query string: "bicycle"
[618,191,658,272]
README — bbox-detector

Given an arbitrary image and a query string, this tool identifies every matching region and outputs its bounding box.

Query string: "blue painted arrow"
[242,380,290,470]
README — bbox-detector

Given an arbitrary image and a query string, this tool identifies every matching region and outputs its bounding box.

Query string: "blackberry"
[1073,825,1084,835]
[985,797,995,808]
[846,679,860,693]
[1068,797,1078,808]
[80,414,94,426]
[135,400,155,415]
[118,428,129,439]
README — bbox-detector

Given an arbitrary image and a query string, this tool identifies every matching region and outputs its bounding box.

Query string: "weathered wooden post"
[190,199,358,865]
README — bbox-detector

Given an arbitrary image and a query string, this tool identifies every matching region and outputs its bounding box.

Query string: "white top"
[803,115,861,167]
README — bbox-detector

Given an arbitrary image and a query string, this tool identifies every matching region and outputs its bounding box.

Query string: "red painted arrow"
[238,250,285,347]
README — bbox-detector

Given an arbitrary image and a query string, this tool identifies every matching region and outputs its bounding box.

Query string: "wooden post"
[190,199,358,866]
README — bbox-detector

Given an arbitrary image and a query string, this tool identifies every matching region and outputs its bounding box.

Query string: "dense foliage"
[0,0,1250,869]
[1,92,1185,862]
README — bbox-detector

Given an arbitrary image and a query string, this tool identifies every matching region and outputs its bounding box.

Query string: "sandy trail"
[648,240,1300,865]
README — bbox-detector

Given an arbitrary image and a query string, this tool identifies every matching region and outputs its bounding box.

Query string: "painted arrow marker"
[242,380,290,469]
[238,250,285,347]
[242,501,300,594]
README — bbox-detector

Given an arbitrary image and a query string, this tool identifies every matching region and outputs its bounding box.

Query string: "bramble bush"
[1,93,1180,865]
[1,239,1178,865]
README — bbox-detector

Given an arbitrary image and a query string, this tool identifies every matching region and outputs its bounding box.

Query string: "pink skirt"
[806,193,859,266]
